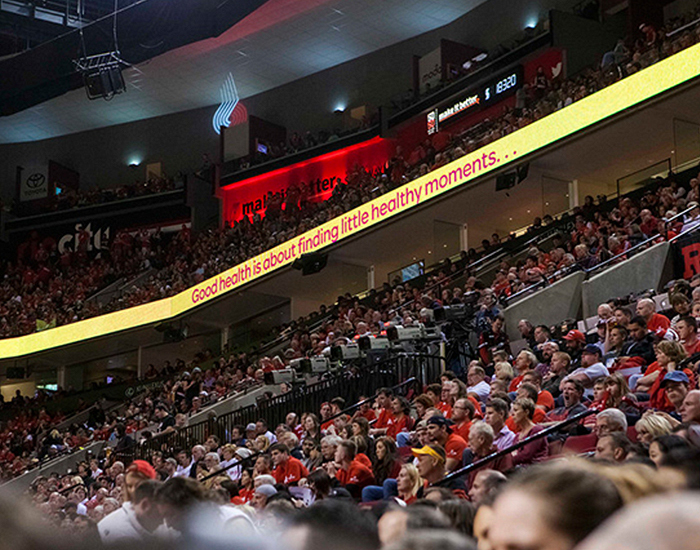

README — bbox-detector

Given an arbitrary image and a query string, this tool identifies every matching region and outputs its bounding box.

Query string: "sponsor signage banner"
[427,66,524,135]
[673,230,700,279]
[19,168,49,202]
[3,42,700,359]
[221,137,395,223]
[418,47,443,94]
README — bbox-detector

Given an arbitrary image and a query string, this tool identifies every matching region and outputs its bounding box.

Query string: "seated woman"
[361,462,422,504]
[371,436,401,486]
[641,341,692,412]
[635,411,677,446]
[510,397,549,466]
[605,373,641,418]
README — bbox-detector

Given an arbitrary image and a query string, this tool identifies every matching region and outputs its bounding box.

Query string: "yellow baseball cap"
[411,445,446,463]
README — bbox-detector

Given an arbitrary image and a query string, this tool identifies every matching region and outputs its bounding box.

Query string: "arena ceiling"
[0,0,485,143]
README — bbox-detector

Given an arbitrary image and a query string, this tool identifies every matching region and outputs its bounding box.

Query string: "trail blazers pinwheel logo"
[212,72,239,134]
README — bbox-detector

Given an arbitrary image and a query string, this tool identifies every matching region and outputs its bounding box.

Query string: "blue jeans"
[361,479,399,502]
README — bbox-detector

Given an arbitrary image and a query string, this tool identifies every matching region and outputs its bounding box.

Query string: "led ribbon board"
[4,43,700,359]
[212,73,239,134]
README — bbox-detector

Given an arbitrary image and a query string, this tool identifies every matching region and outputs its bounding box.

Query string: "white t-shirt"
[467,380,491,402]
[98,502,175,543]
[568,362,610,397]
[98,502,149,543]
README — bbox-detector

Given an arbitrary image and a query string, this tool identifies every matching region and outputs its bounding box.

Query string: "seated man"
[563,344,610,398]
[468,469,507,505]
[463,421,513,490]
[594,432,631,463]
[270,442,309,486]
[451,398,475,442]
[521,371,555,411]
[541,351,571,398]
[98,480,163,543]
[467,365,491,403]
[544,379,588,434]
[484,398,516,451]
[636,298,671,339]
[325,439,375,499]
[412,444,465,498]
[426,416,467,473]
[681,389,700,426]
[661,371,690,418]
[593,408,628,438]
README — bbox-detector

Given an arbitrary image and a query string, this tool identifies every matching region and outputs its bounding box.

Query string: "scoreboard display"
[427,65,524,135]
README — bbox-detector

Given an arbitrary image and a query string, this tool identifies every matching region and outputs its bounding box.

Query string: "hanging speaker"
[84,65,126,100]
[292,253,328,276]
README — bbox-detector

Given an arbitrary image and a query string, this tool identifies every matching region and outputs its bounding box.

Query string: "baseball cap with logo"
[563,329,586,343]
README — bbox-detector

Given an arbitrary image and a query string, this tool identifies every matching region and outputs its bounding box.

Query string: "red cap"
[563,329,586,343]
[127,459,157,480]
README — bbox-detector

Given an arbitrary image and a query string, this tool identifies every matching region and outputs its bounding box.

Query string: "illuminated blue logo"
[212,73,239,134]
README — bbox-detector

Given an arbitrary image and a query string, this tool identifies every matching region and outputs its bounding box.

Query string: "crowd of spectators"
[232,111,381,173]
[12,175,183,217]
[18,274,700,549]
[4,83,700,485]
[6,7,700,542]
[2,11,700,341]
[7,17,700,547]
[0,347,270,483]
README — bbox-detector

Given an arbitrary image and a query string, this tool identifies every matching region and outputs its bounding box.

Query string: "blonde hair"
[495,362,514,380]
[655,340,687,364]
[635,412,674,439]
[221,443,237,457]
[255,435,271,452]
[518,350,538,370]
[400,463,422,497]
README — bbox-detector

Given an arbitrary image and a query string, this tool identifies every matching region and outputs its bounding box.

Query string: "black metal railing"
[136,353,443,459]
[435,409,595,486]
[198,375,419,482]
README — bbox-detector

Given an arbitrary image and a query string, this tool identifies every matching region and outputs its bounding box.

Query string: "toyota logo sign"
[26,173,46,189]
[20,170,49,201]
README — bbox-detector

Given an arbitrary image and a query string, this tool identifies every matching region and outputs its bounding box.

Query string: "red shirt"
[444,433,468,462]
[237,487,254,503]
[452,420,472,442]
[355,408,377,422]
[375,408,395,430]
[437,402,453,419]
[536,390,555,411]
[337,457,375,488]
[647,313,670,337]
[273,456,309,485]
[386,414,411,440]
[509,375,524,392]
[468,395,483,419]
[683,338,700,357]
